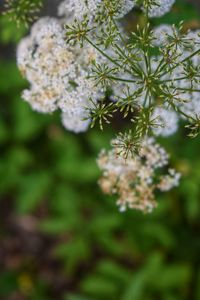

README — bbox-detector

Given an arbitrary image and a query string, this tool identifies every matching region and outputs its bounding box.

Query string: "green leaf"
[81,275,118,298]
[12,96,50,141]
[64,294,91,300]
[16,171,51,213]
[96,260,130,283]
[121,271,146,300]
[0,272,18,296]
[55,238,91,273]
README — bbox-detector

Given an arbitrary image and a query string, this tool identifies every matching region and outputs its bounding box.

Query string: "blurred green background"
[0,1,200,299]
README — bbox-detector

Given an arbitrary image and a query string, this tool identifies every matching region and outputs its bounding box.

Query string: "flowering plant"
[5,0,200,212]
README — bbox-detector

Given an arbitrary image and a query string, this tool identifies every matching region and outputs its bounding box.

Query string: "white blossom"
[146,0,175,18]
[97,137,180,213]
[58,0,135,22]
[158,168,181,191]
[152,107,179,137]
[61,111,91,133]
[153,24,175,46]
[58,0,175,23]
[17,17,102,133]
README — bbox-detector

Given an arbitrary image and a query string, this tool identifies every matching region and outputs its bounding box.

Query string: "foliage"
[3,0,43,27]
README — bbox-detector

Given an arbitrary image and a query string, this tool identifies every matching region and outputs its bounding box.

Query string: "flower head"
[17,17,103,132]
[97,137,180,213]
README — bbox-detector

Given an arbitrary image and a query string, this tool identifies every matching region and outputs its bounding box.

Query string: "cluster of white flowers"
[152,107,179,137]
[58,0,135,22]
[110,24,200,138]
[17,2,178,134]
[177,30,200,119]
[58,0,175,22]
[17,17,103,132]
[158,27,200,119]
[153,24,175,46]
[16,0,184,213]
[97,137,181,213]
[155,27,200,131]
[146,0,175,18]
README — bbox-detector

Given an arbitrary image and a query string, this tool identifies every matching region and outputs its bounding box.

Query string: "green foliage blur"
[0,1,200,299]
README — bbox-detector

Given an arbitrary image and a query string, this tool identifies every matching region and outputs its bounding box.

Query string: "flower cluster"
[97,137,180,213]
[151,25,200,133]
[17,17,103,132]
[145,0,175,17]
[15,0,199,213]
[4,0,42,27]
[58,0,175,22]
[79,21,200,140]
[58,0,135,22]
[152,107,178,137]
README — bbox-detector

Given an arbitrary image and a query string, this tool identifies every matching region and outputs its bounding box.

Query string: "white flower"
[97,138,180,213]
[58,0,135,22]
[17,17,102,133]
[153,24,175,46]
[152,107,179,137]
[58,0,175,22]
[170,30,200,119]
[145,0,175,18]
[61,111,91,133]
[158,168,181,191]
[180,92,200,119]
[22,86,59,113]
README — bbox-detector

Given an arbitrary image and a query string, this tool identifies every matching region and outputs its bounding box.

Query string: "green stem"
[143,50,149,74]
[111,17,145,79]
[85,36,121,68]
[160,48,200,78]
[114,43,142,77]
[176,87,200,93]
[107,76,137,83]
[161,76,190,83]
[85,36,136,79]
[169,101,195,120]
[143,89,149,107]
[154,57,165,76]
